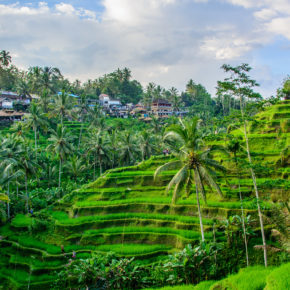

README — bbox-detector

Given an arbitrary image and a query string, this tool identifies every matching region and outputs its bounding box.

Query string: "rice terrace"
[0,1,289,289]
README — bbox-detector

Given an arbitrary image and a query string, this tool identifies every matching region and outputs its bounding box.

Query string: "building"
[0,110,24,123]
[99,94,122,111]
[0,91,32,109]
[151,99,172,118]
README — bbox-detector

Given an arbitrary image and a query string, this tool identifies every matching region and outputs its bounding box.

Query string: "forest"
[0,50,289,289]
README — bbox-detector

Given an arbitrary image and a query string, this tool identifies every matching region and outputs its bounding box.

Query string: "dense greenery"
[0,53,289,289]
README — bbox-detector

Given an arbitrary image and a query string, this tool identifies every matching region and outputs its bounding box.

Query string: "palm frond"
[194,168,207,204]
[199,165,223,197]
[154,160,182,180]
[169,165,189,203]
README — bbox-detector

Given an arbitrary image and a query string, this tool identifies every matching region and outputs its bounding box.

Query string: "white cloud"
[55,3,76,15]
[266,17,290,40]
[0,0,288,98]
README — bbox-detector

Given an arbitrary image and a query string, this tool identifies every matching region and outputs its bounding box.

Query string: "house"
[99,94,122,110]
[0,91,32,109]
[151,99,172,118]
[99,94,111,107]
[0,110,24,122]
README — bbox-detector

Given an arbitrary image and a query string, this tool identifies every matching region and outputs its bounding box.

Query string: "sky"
[0,0,289,97]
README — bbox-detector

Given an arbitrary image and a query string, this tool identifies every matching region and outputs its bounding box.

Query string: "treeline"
[0,49,258,120]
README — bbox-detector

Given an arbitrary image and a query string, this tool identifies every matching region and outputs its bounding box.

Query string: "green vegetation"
[0,57,289,289]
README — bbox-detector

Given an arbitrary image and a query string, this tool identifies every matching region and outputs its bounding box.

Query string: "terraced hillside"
[0,101,289,289]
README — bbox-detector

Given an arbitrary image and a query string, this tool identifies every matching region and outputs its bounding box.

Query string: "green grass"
[193,280,216,290]
[209,266,273,290]
[81,226,212,240]
[11,214,33,228]
[74,197,272,210]
[0,267,55,285]
[55,212,213,226]
[6,235,96,254]
[147,285,194,290]
[95,244,172,255]
[265,263,290,290]
[9,255,65,270]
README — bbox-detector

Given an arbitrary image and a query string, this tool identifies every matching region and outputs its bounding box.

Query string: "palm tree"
[154,118,226,242]
[218,64,268,266]
[0,134,25,216]
[24,102,48,160]
[107,129,119,168]
[50,91,76,125]
[16,76,31,99]
[139,130,156,161]
[119,131,139,166]
[86,130,110,179]
[41,66,62,92]
[18,143,37,212]
[38,89,51,113]
[77,95,89,149]
[169,87,183,114]
[65,155,86,181]
[227,136,249,266]
[0,50,12,67]
[47,125,74,188]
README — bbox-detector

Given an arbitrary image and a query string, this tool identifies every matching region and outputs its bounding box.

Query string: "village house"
[0,91,32,109]
[151,98,173,118]
[0,109,25,124]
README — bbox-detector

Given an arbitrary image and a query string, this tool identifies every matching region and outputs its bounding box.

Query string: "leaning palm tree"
[154,118,226,242]
[47,125,74,188]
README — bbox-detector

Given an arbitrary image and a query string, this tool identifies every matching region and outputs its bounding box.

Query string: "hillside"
[0,101,289,289]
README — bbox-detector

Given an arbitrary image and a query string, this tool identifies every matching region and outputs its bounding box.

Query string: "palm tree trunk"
[240,96,267,267]
[195,183,205,242]
[58,158,62,188]
[93,154,96,180]
[34,126,37,161]
[16,177,19,197]
[235,156,249,266]
[99,156,102,176]
[25,173,29,213]
[7,180,10,219]
[78,118,83,150]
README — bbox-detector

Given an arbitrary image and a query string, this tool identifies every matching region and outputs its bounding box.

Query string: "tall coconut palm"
[218,63,268,267]
[50,91,76,125]
[77,95,89,149]
[119,131,139,166]
[41,66,62,93]
[107,129,119,168]
[47,125,74,188]
[18,143,37,212]
[0,134,25,216]
[227,136,249,266]
[139,130,156,161]
[154,118,226,242]
[65,155,87,181]
[24,102,48,160]
[38,89,51,113]
[86,130,110,179]
[0,50,12,67]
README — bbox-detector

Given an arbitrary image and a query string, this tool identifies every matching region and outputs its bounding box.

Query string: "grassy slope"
[0,101,289,289]
[149,263,290,289]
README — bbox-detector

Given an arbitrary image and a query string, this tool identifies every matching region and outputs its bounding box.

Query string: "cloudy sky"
[0,0,289,96]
